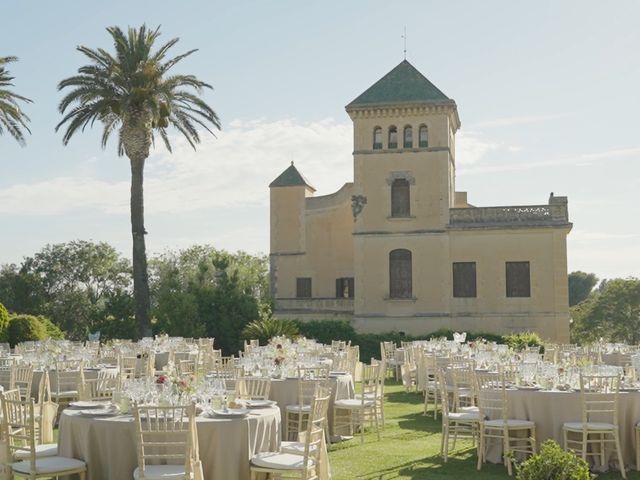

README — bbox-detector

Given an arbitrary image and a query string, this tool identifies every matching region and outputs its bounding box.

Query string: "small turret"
[269,162,315,255]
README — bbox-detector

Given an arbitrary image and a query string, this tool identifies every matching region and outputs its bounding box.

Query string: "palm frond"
[0,56,32,145]
[57,25,220,154]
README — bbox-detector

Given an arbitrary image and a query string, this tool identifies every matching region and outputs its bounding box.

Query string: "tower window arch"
[419,125,429,148]
[373,127,382,150]
[391,178,410,217]
[388,126,398,149]
[403,126,413,148]
[389,249,412,298]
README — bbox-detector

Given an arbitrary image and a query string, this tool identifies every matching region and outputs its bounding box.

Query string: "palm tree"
[0,56,32,145]
[56,25,221,338]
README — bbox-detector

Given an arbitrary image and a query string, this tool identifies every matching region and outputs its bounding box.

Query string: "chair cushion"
[334,399,374,409]
[484,419,535,428]
[563,422,617,431]
[460,406,480,413]
[14,443,58,459]
[285,404,311,412]
[280,441,318,455]
[11,456,86,475]
[251,451,314,470]
[447,412,481,421]
[133,465,187,479]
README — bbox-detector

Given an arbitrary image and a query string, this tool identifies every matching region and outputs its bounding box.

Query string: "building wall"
[270,183,354,300]
[270,93,570,342]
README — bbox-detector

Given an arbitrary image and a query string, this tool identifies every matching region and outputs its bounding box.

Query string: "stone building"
[269,60,572,342]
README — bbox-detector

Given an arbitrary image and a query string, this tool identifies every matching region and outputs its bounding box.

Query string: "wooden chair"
[285,378,326,441]
[438,370,481,462]
[1,393,86,479]
[475,371,536,476]
[133,403,200,480]
[80,368,119,401]
[236,377,271,401]
[332,362,381,444]
[51,363,82,408]
[563,373,625,478]
[251,386,330,480]
[10,364,34,401]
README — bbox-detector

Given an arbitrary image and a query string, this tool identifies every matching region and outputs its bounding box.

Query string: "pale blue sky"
[1,0,639,279]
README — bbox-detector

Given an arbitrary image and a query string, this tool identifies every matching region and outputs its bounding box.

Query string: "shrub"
[0,302,9,341]
[242,318,299,345]
[515,440,591,480]
[37,315,65,340]
[7,314,48,347]
[503,331,544,352]
[293,319,357,346]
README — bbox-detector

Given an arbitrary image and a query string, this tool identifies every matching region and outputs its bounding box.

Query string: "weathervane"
[402,26,407,60]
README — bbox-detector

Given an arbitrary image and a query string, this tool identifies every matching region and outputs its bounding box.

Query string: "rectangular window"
[506,262,530,297]
[296,277,312,298]
[335,277,355,298]
[453,262,476,298]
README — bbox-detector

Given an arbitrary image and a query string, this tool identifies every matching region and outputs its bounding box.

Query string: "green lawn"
[328,382,633,480]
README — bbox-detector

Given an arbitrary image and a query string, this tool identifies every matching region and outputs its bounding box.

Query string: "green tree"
[0,56,32,145]
[56,25,221,338]
[571,277,640,344]
[150,246,268,353]
[568,271,598,306]
[0,241,133,339]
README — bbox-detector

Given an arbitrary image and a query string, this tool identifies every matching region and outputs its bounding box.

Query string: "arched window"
[419,125,428,148]
[388,126,398,149]
[391,178,410,217]
[373,127,382,150]
[403,126,413,148]
[389,249,412,298]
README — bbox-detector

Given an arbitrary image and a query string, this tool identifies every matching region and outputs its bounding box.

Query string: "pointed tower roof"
[269,162,316,191]
[346,60,454,110]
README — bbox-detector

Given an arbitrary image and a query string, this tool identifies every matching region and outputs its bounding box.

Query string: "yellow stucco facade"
[269,61,572,342]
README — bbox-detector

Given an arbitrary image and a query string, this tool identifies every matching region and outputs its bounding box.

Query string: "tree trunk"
[130,157,152,338]
[122,112,153,339]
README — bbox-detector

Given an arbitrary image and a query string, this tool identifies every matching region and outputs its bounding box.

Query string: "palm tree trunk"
[130,156,152,338]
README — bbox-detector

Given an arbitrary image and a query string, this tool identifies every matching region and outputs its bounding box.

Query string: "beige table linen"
[485,388,640,471]
[269,374,354,437]
[58,406,280,480]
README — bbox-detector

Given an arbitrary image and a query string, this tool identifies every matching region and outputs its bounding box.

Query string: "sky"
[1,0,639,280]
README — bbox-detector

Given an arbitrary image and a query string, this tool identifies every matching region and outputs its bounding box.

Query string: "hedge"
[291,319,542,363]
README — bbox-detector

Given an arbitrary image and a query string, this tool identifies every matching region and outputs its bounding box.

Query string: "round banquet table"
[268,373,354,438]
[485,388,640,471]
[58,405,281,480]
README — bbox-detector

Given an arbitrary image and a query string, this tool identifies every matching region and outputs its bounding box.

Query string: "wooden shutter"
[506,262,530,297]
[391,179,410,217]
[296,277,312,298]
[453,262,477,298]
[347,278,355,298]
[390,249,412,298]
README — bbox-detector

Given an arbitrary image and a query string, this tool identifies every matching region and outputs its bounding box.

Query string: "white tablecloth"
[58,406,281,480]
[486,388,640,471]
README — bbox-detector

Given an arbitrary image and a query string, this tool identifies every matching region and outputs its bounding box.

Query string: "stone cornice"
[346,102,461,132]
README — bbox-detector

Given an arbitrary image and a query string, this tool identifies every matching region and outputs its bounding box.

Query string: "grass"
[328,382,634,480]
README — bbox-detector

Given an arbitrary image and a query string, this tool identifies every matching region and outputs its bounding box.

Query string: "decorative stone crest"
[351,195,367,222]
[386,171,415,185]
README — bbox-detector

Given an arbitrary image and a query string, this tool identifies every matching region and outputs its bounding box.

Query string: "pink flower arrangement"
[156,375,169,385]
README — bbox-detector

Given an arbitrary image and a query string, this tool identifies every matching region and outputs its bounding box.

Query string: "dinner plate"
[244,400,276,408]
[70,401,111,409]
[210,408,249,418]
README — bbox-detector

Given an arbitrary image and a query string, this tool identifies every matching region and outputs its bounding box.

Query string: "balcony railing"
[449,200,569,227]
